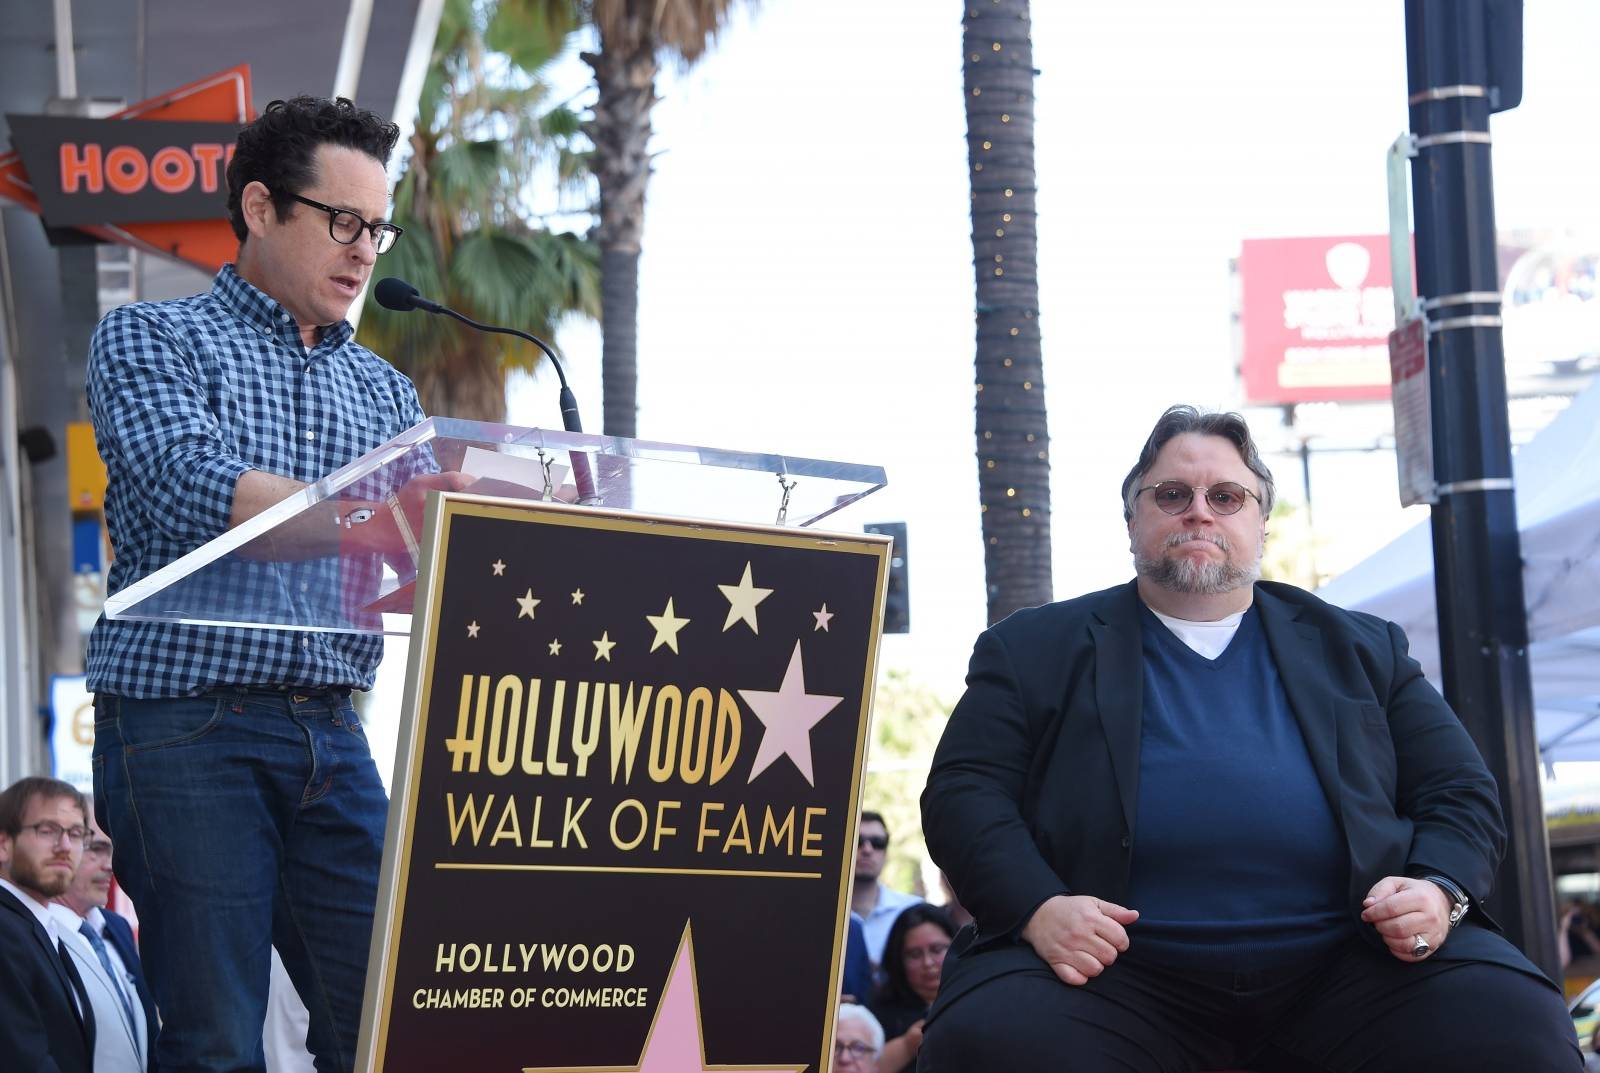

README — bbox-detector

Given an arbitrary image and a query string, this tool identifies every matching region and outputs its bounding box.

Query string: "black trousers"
[918,935,1579,1073]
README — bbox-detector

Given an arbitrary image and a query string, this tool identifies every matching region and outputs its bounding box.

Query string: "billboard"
[1238,235,1398,404]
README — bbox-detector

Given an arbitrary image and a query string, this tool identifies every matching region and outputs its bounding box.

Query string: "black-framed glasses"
[284,192,403,254]
[1136,480,1261,517]
[20,821,91,845]
[858,834,888,851]
[84,838,113,858]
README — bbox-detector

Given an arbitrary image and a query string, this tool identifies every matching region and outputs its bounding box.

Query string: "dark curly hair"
[879,903,955,1008]
[225,96,400,244]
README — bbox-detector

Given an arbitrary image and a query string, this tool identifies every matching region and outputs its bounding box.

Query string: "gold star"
[718,561,773,634]
[467,621,481,638]
[516,588,541,620]
[548,638,562,656]
[646,598,691,654]
[812,604,834,632]
[571,588,585,605]
[491,559,506,576]
[592,631,616,661]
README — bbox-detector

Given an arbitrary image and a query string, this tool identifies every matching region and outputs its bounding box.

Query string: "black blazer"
[0,884,96,1073]
[921,581,1543,1017]
[101,908,160,1072]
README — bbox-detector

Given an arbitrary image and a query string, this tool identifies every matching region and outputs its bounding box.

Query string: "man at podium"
[84,96,447,1073]
[918,406,1578,1072]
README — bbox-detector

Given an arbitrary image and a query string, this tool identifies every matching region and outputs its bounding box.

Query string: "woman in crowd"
[869,903,955,1073]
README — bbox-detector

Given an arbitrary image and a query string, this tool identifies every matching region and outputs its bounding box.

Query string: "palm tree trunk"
[964,0,1052,625]
[400,335,508,423]
[583,20,657,439]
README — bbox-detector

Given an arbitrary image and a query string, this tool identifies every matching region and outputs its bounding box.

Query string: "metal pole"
[1403,0,1558,979]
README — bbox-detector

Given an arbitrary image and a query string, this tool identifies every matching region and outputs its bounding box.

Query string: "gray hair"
[1120,405,1276,521]
[836,1002,885,1054]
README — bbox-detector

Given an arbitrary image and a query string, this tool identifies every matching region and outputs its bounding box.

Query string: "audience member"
[51,805,155,1072]
[869,902,954,1073]
[841,912,875,1005]
[0,776,95,1073]
[852,810,919,971]
[834,1001,885,1072]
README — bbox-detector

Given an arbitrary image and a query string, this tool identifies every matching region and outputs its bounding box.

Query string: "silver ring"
[1411,934,1431,958]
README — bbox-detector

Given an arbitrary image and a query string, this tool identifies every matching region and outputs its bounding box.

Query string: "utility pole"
[1403,0,1558,979]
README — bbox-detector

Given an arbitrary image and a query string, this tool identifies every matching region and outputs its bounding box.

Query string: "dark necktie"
[80,919,138,1034]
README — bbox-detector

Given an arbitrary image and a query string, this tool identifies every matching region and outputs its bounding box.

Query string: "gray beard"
[1135,532,1261,595]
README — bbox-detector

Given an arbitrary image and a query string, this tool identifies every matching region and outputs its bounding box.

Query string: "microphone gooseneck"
[373,277,595,499]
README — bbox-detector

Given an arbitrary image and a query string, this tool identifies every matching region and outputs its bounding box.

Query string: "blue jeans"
[93,688,389,1073]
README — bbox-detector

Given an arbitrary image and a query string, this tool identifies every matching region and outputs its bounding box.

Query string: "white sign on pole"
[1389,315,1436,507]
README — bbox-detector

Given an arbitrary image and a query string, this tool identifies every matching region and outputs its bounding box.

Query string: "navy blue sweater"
[1125,604,1355,969]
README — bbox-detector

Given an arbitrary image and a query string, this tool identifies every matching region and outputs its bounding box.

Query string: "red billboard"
[1238,235,1398,404]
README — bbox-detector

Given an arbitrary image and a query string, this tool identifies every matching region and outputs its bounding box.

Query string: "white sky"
[499,0,1599,691]
[371,0,1600,796]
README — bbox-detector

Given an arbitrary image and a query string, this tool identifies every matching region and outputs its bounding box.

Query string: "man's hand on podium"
[340,471,478,563]
[1020,894,1139,987]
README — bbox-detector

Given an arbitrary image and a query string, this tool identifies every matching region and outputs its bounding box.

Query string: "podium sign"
[358,494,890,1072]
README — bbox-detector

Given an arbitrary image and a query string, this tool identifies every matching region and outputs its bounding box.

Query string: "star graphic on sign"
[491,559,506,576]
[738,641,843,786]
[516,589,541,620]
[646,598,691,654]
[548,638,562,656]
[718,562,773,634]
[571,588,585,605]
[593,631,616,661]
[812,604,834,632]
[467,621,480,638]
[622,927,804,1073]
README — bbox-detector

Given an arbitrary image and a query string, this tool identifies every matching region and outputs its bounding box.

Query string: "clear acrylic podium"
[103,418,888,636]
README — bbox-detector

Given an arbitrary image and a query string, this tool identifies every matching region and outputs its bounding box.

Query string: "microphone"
[373,276,443,314]
[375,276,595,500]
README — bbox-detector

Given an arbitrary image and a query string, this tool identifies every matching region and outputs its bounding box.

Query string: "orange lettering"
[150,147,195,194]
[191,144,224,193]
[104,146,148,195]
[59,143,103,194]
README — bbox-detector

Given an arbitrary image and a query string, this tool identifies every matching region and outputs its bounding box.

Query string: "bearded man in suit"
[918,406,1579,1073]
[0,776,96,1073]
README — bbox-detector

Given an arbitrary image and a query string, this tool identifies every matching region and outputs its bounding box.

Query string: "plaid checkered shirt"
[86,264,426,698]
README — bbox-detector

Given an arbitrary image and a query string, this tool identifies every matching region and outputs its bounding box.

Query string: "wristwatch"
[1423,874,1470,929]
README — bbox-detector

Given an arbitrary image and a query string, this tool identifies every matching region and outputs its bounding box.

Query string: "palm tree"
[359,0,600,422]
[963,0,1051,624]
[579,0,745,437]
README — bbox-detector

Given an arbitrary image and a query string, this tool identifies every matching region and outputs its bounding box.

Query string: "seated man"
[919,406,1580,1072]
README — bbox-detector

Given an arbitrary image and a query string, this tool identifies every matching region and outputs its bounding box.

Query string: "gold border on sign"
[359,492,893,1073]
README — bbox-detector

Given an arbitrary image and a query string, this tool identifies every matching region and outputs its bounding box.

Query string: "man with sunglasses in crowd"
[920,406,1579,1071]
[851,810,920,975]
[0,776,96,1073]
[85,96,465,1073]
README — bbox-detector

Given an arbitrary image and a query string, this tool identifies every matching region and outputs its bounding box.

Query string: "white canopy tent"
[1317,381,1600,762]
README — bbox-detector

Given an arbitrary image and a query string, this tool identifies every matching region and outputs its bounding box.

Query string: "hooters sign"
[0,65,253,272]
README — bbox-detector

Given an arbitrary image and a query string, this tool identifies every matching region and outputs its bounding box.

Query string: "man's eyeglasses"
[284,192,403,254]
[834,1040,877,1062]
[1135,480,1261,517]
[20,821,91,845]
[857,834,888,851]
[84,839,114,858]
